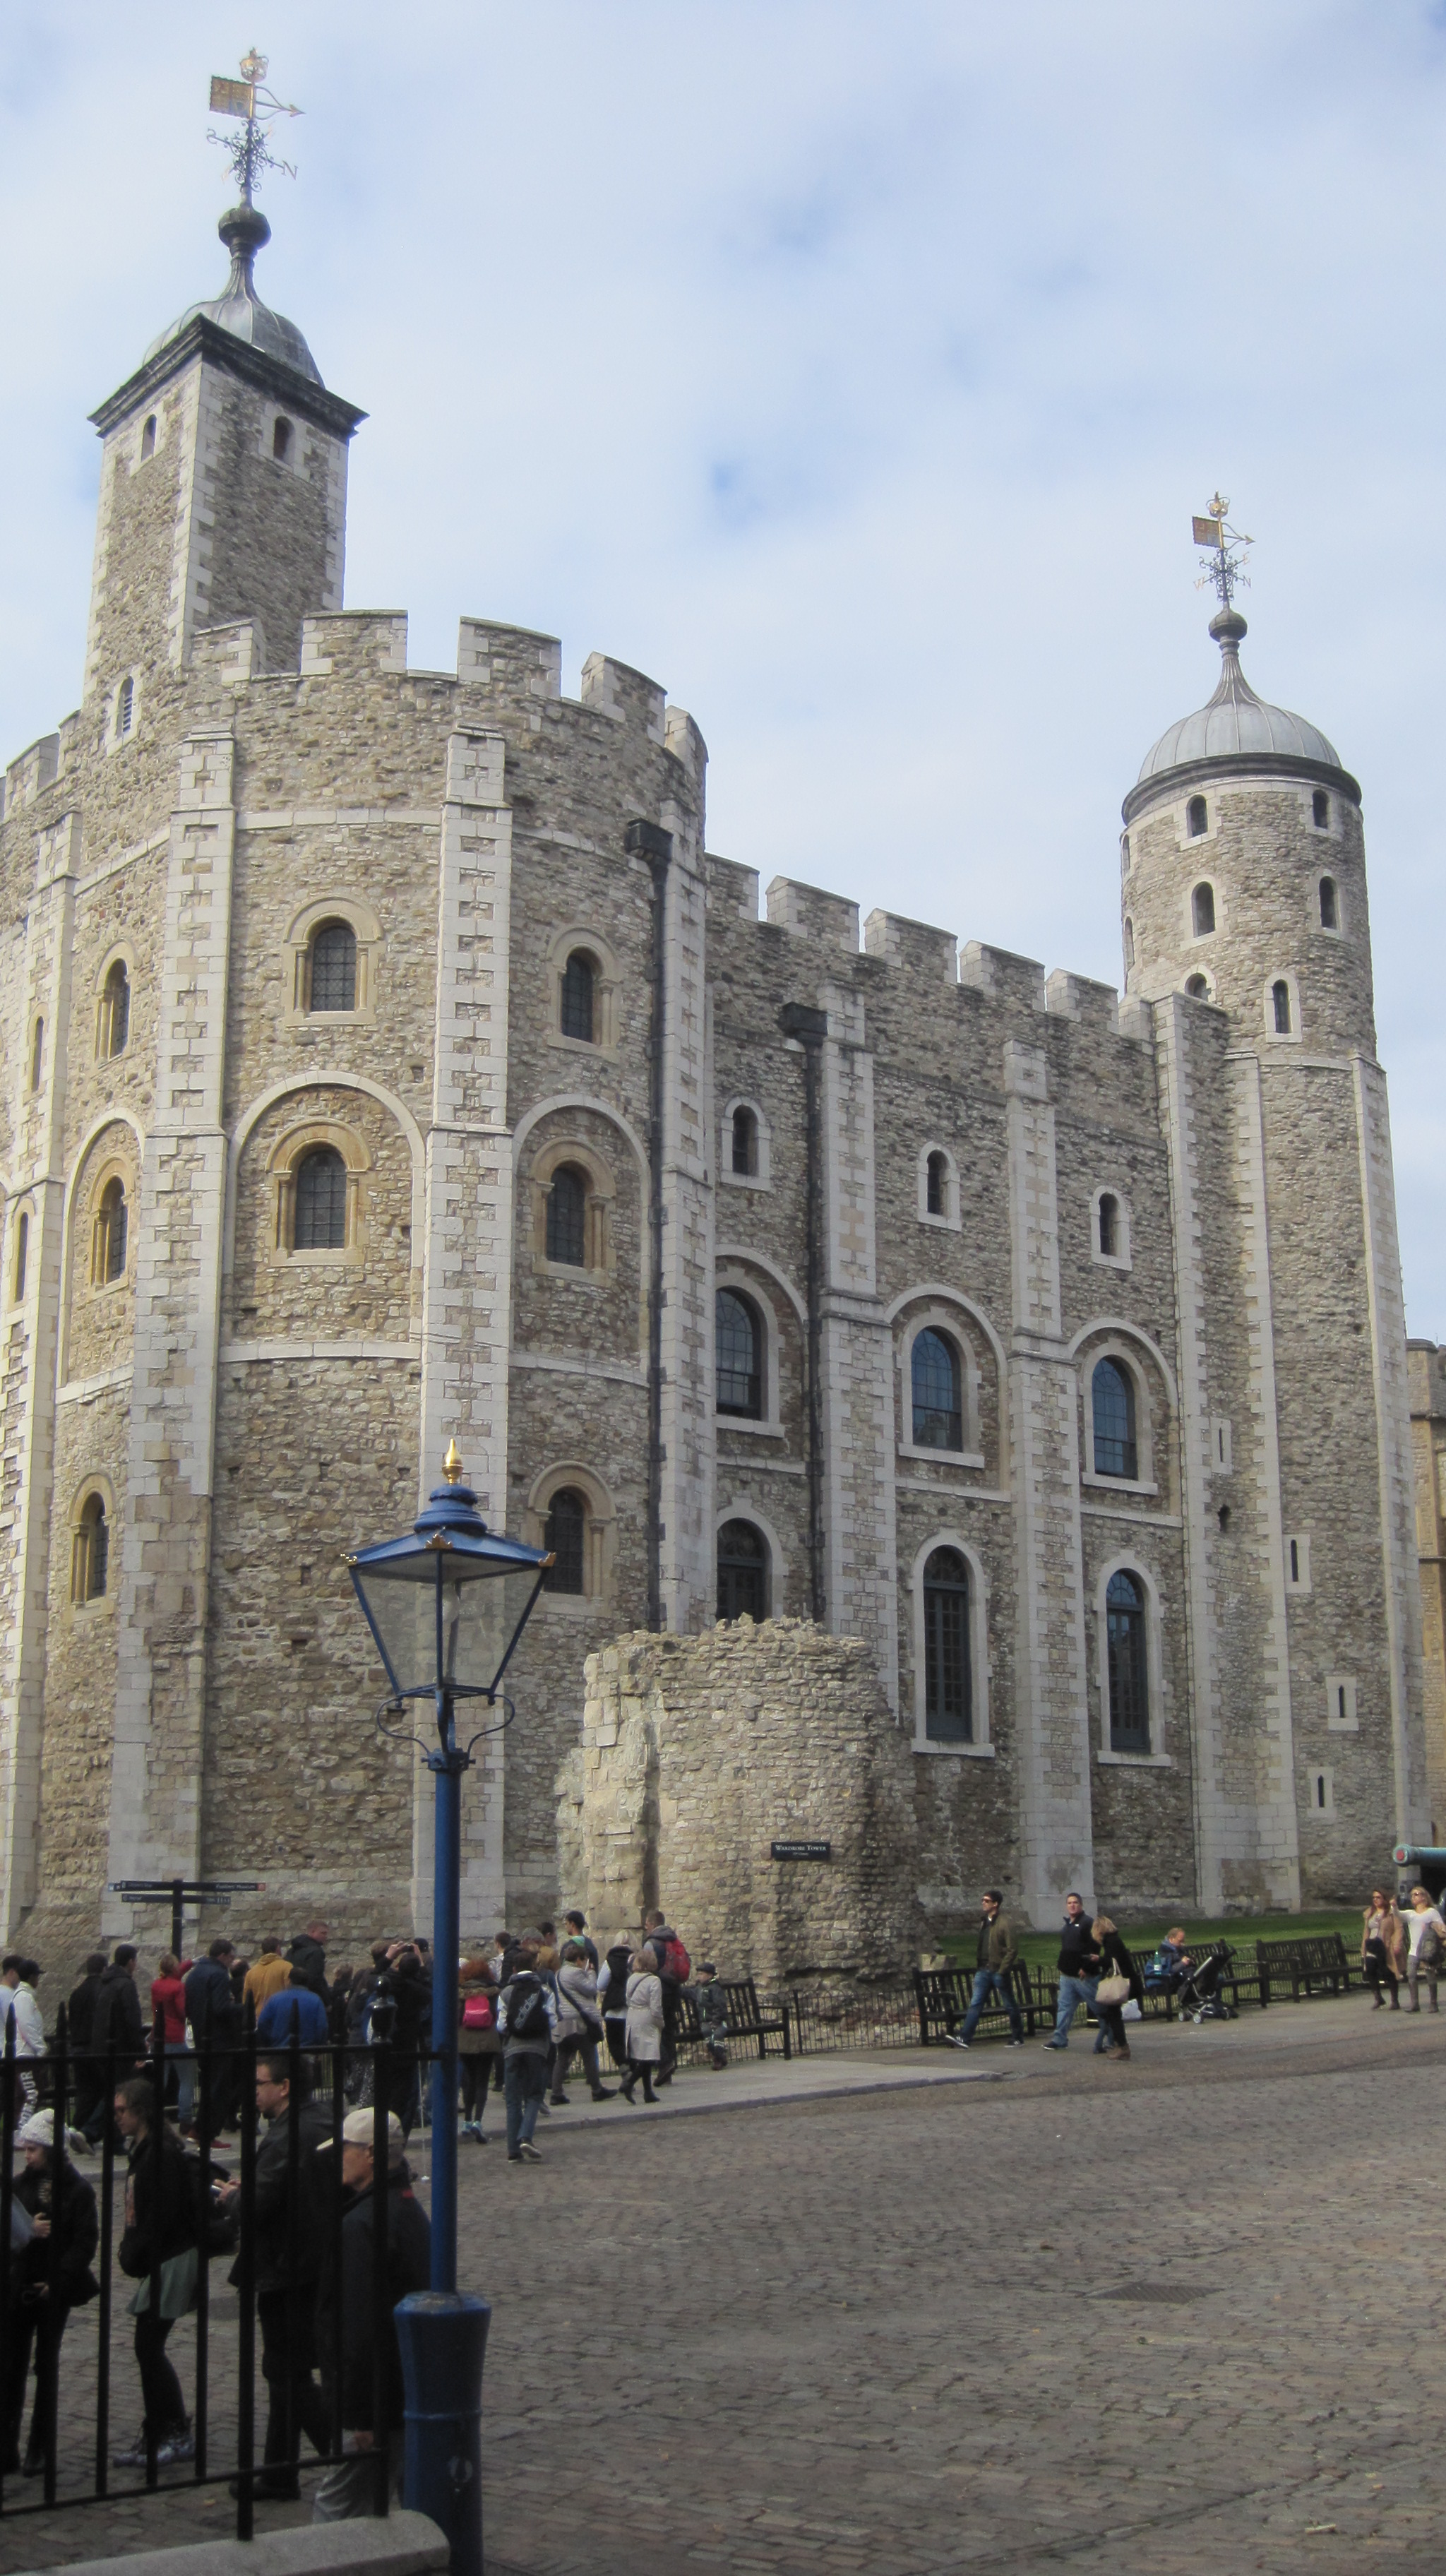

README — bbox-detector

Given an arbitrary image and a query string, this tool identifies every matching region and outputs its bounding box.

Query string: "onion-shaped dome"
[1137,608,1340,782]
[143,204,323,387]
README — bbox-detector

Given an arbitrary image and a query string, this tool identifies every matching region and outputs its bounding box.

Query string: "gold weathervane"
[207,49,302,207]
[1192,491,1253,611]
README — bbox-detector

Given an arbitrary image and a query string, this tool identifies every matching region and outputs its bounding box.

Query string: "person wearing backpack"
[496,1945,558,2162]
[458,1955,498,2140]
[547,1942,616,2106]
[643,1910,690,2085]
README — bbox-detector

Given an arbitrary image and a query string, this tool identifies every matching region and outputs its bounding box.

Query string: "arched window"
[98,961,130,1059]
[308,921,357,1013]
[1312,788,1329,828]
[1098,1193,1119,1258]
[1106,1569,1149,1751]
[273,416,293,462]
[1185,973,1209,999]
[13,1212,28,1303]
[926,1150,948,1216]
[922,1547,972,1742]
[71,1494,109,1605]
[1120,833,1131,876]
[716,1289,762,1418]
[912,1329,962,1451]
[1319,876,1338,931]
[92,1179,127,1287]
[1191,882,1215,936]
[294,1147,347,1251]
[140,415,157,463]
[116,676,135,739]
[717,1520,768,1622]
[560,949,596,1044]
[1092,1357,1137,1480]
[29,1019,42,1093]
[1123,917,1135,970]
[1272,979,1292,1034]
[731,1105,758,1176]
[1186,795,1207,838]
[546,1164,587,1267]
[544,1488,587,1595]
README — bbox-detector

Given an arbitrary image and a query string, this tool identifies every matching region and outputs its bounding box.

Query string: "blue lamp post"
[345,1441,550,2571]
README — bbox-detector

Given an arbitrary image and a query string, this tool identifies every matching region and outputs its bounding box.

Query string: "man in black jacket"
[643,1910,684,2085]
[312,2110,431,2520]
[66,1952,109,2135]
[219,2054,334,2501]
[287,1923,331,2003]
[82,1950,144,2145]
[1044,1894,1103,2051]
[185,1940,241,2130]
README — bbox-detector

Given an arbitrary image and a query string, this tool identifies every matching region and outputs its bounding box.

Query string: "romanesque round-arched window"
[546,1164,588,1267]
[717,1520,768,1623]
[922,1546,972,1742]
[71,1493,109,1604]
[1106,1569,1149,1751]
[560,950,596,1044]
[308,921,357,1013]
[716,1289,762,1418]
[294,1147,347,1250]
[912,1330,962,1450]
[93,1178,128,1286]
[544,1488,587,1594]
[1092,1359,1137,1480]
[99,961,130,1059]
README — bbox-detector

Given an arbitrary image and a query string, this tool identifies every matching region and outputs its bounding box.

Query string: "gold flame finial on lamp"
[442,1438,464,1484]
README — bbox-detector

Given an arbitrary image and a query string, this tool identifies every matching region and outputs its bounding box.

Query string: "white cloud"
[4,0,1445,1325]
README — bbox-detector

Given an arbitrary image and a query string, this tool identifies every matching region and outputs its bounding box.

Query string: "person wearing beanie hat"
[3,2111,99,2478]
[311,2109,429,2521]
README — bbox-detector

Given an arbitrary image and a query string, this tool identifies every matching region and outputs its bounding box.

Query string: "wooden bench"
[676,1976,791,2061]
[1136,1939,1255,2017]
[1255,1932,1354,2003]
[913,1962,1044,2045]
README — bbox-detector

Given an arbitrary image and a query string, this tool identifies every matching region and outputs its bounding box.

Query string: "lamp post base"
[395,2291,490,2576]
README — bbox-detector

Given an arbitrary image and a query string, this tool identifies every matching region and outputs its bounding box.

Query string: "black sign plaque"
[770,1838,832,1861]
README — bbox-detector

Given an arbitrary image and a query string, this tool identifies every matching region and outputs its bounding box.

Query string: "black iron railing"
[0,2005,414,2536]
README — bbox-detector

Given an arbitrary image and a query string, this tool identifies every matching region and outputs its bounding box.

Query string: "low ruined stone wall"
[556,1618,926,1984]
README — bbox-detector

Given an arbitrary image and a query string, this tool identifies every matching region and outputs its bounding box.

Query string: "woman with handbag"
[112,2075,200,2469]
[458,1955,499,2141]
[621,1946,665,2106]
[1404,1886,1446,2012]
[1090,1918,1141,2062]
[1361,1890,1406,2009]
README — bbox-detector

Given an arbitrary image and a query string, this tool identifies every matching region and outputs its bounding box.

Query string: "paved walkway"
[3,1992,1442,2575]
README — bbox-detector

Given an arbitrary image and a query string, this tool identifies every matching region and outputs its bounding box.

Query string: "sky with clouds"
[2,3,1443,1325]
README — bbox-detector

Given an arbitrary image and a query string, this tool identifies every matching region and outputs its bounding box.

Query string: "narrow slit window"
[1272,979,1292,1034]
[99,961,130,1059]
[546,1164,588,1268]
[13,1212,28,1302]
[140,416,157,463]
[116,676,134,739]
[1186,795,1207,837]
[1098,1193,1119,1258]
[1106,1569,1149,1751]
[922,1547,972,1743]
[1192,882,1215,936]
[273,417,293,461]
[71,1494,108,1604]
[1312,789,1329,828]
[730,1106,758,1176]
[1319,876,1338,930]
[560,950,595,1044]
[294,1147,348,1251]
[543,1489,587,1595]
[926,1150,948,1217]
[1123,917,1135,970]
[1185,974,1209,999]
[1290,1538,1300,1584]
[93,1178,127,1287]
[29,1019,42,1093]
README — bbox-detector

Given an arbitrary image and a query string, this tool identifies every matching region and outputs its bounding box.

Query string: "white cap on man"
[318,2109,405,2164]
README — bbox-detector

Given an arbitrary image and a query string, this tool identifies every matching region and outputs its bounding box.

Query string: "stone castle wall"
[556,1620,926,1984]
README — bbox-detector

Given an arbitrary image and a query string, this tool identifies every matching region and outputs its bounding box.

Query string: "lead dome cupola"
[1137,608,1342,782]
[143,203,323,387]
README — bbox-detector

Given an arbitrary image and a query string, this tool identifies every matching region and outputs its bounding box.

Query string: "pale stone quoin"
[0,200,1427,1978]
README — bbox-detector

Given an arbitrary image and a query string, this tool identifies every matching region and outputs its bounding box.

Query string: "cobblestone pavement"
[3,1997,1443,2575]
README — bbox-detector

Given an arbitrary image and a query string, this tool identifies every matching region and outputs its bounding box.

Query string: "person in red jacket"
[148,1954,195,2135]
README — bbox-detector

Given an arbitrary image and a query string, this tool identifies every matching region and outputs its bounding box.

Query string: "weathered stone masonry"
[0,206,1426,1979]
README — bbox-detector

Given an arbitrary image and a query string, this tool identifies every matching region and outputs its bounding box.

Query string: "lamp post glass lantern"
[345,1442,549,2574]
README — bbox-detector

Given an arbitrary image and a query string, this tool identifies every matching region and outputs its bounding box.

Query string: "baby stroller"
[1176,1952,1236,2023]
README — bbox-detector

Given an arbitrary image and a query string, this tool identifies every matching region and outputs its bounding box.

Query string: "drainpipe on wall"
[780,1001,828,1623]
[626,816,674,1632]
